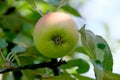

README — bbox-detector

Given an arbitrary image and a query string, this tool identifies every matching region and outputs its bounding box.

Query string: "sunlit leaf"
[92,60,104,80]
[96,35,113,71]
[78,26,96,58]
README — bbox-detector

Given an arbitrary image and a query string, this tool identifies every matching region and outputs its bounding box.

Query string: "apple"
[33,12,79,58]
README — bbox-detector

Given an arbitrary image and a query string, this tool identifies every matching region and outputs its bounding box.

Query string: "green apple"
[33,12,79,58]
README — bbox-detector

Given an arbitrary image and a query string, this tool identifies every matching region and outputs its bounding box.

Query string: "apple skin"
[33,12,79,58]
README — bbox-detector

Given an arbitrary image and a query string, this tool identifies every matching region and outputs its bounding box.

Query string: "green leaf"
[72,74,95,80]
[103,71,120,80]
[78,26,96,58]
[92,60,104,80]
[2,72,15,80]
[0,1,8,15]
[42,74,94,80]
[96,35,113,71]
[75,46,87,55]
[42,75,75,80]
[13,33,34,48]
[0,27,5,38]
[17,56,34,66]
[44,0,60,5]
[21,70,35,80]
[20,46,50,62]
[58,0,69,8]
[0,39,8,49]
[79,26,113,71]
[11,45,26,53]
[61,59,89,74]
[0,14,23,32]
[25,0,36,8]
[62,5,81,16]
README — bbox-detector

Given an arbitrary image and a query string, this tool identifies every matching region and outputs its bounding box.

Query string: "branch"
[0,59,66,75]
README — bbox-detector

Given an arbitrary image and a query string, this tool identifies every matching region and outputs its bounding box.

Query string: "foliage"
[0,0,120,80]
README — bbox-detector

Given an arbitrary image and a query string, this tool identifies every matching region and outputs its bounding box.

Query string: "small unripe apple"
[33,12,79,58]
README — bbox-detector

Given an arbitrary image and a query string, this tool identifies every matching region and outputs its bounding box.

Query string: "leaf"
[79,26,113,71]
[44,0,60,5]
[96,35,113,71]
[75,46,87,54]
[78,26,96,58]
[72,74,95,80]
[13,33,34,48]
[0,39,8,49]
[20,46,50,62]
[21,70,35,80]
[0,1,8,15]
[103,71,120,80]
[25,0,36,8]
[2,72,15,80]
[0,29,5,39]
[42,74,94,80]
[58,0,69,8]
[11,45,26,53]
[62,5,81,16]
[61,59,89,74]
[17,56,34,66]
[42,75,75,80]
[91,60,104,80]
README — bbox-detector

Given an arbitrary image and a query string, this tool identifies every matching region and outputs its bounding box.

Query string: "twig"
[0,59,66,75]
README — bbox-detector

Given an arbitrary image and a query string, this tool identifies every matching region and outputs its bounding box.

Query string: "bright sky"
[81,0,120,40]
